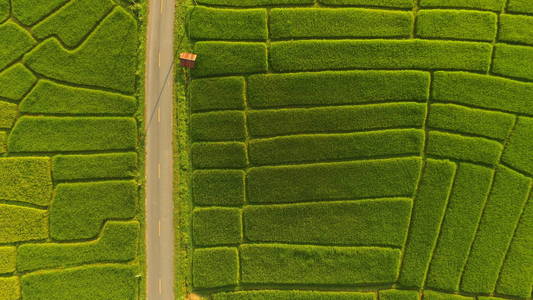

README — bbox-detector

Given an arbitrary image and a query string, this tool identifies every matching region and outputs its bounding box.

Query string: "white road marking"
[158,52,161,68]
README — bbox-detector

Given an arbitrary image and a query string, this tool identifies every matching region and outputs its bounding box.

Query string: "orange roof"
[180,52,197,61]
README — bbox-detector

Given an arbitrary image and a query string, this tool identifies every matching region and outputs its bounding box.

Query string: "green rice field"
[0,0,145,299]
[176,0,533,299]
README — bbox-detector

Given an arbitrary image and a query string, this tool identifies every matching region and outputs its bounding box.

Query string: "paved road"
[145,0,175,299]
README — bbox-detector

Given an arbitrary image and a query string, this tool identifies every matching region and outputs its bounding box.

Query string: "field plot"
[0,0,144,299]
[178,0,533,299]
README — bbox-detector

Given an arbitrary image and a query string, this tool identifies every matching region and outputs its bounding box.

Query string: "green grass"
[196,0,314,6]
[32,0,115,47]
[399,159,456,288]
[192,42,267,77]
[319,0,413,7]
[21,265,138,300]
[499,14,533,46]
[426,163,494,291]
[460,166,531,293]
[0,247,16,274]
[0,1,145,298]
[193,247,239,289]
[24,7,137,93]
[17,221,139,272]
[193,208,242,246]
[426,131,503,165]
[190,77,245,112]
[432,71,533,115]
[12,0,68,26]
[270,40,491,72]
[20,80,137,115]
[428,104,515,140]
[419,0,504,11]
[0,157,52,205]
[507,0,533,14]
[213,290,375,299]
[49,180,137,240]
[192,142,247,168]
[179,2,533,299]
[192,170,245,206]
[249,129,423,165]
[191,111,246,141]
[0,22,36,70]
[495,192,533,298]
[270,8,413,39]
[493,44,533,81]
[416,10,496,42]
[0,0,8,23]
[248,103,426,137]
[189,7,267,41]
[244,198,412,246]
[8,116,137,152]
[501,117,533,175]
[248,157,421,203]
[380,289,419,300]
[0,204,48,243]
[52,152,138,181]
[248,71,429,108]
[0,101,17,129]
[0,63,37,101]
[0,277,20,300]
[240,244,401,285]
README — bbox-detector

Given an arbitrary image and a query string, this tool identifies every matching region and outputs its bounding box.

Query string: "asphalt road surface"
[145,0,175,299]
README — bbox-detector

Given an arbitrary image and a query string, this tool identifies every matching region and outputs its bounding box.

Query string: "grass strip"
[270,8,412,39]
[248,157,421,203]
[502,117,533,175]
[189,6,267,41]
[244,198,412,246]
[399,159,456,288]
[52,152,138,181]
[248,71,429,108]
[432,71,533,116]
[20,80,137,115]
[192,42,267,77]
[240,244,400,285]
[17,221,139,272]
[428,103,515,140]
[499,14,533,46]
[461,166,531,293]
[21,265,137,300]
[426,131,503,165]
[248,103,426,137]
[416,10,496,41]
[249,129,423,165]
[8,116,137,152]
[270,40,491,73]
[426,163,494,291]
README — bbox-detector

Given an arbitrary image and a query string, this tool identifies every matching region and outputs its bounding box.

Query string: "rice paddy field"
[176,0,533,299]
[0,0,146,299]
